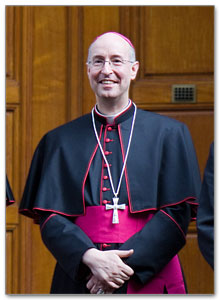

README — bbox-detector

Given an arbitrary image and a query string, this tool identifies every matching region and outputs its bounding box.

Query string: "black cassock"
[19,102,201,294]
[197,142,214,269]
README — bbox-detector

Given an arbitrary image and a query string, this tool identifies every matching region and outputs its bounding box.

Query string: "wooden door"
[6,6,214,294]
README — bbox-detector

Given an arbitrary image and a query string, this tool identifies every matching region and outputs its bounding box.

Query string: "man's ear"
[87,63,91,76]
[131,61,139,80]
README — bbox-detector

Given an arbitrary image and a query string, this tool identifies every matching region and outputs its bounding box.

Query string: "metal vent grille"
[172,85,196,103]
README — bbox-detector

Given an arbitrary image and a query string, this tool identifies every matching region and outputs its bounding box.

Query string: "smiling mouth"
[99,80,118,84]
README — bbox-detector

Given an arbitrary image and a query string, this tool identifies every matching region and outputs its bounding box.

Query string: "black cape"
[197,142,214,269]
[19,105,200,220]
[19,105,201,294]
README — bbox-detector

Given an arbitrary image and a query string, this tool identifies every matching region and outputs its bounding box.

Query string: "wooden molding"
[6,80,20,104]
[18,6,34,294]
[6,224,19,294]
[132,74,214,109]
[6,6,22,83]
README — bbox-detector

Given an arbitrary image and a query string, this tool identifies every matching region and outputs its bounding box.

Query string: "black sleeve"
[40,213,96,281]
[119,201,191,284]
[6,175,15,206]
[197,142,214,269]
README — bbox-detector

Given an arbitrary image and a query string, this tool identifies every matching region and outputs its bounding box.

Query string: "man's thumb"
[115,249,134,258]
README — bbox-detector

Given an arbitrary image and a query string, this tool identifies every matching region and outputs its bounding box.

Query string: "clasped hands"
[82,248,134,294]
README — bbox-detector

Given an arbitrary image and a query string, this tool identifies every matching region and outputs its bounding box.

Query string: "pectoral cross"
[105,197,125,224]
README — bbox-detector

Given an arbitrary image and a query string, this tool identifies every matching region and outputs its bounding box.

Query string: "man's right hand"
[82,248,134,293]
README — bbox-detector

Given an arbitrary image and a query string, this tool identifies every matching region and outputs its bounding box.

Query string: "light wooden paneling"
[142,6,214,75]
[6,6,22,81]
[6,6,27,295]
[6,6,15,79]
[129,6,214,109]
[6,230,13,293]
[32,6,68,149]
[160,110,214,177]
[6,6,21,104]
[82,6,120,114]
[67,7,83,120]
[30,6,69,292]
[6,225,19,294]
[6,202,19,293]
[133,75,214,109]
[6,105,20,294]
[6,110,14,181]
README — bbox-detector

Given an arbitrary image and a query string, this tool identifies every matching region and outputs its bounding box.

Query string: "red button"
[103,200,110,204]
[102,187,110,192]
[103,175,108,180]
[104,151,112,155]
[103,243,111,248]
[104,164,112,168]
[105,138,112,143]
[107,127,112,131]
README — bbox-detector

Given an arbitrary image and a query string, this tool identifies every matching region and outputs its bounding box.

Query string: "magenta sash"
[75,206,186,294]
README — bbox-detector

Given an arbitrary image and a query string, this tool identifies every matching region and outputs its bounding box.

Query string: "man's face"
[87,34,139,103]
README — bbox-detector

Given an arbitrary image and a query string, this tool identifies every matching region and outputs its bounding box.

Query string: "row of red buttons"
[102,128,114,206]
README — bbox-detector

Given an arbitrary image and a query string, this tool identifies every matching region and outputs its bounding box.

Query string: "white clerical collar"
[96,100,131,124]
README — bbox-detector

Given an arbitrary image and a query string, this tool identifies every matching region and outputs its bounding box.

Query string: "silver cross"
[105,197,126,224]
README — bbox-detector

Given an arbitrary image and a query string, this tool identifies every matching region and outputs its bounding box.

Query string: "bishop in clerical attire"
[19,32,201,294]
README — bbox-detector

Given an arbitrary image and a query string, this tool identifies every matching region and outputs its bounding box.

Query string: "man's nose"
[101,61,113,74]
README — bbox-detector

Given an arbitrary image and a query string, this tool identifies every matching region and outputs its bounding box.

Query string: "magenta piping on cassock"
[160,209,186,240]
[113,100,133,123]
[40,213,57,232]
[94,100,133,126]
[82,124,104,212]
[100,126,108,205]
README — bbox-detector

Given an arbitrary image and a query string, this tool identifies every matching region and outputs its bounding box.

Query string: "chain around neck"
[91,103,137,199]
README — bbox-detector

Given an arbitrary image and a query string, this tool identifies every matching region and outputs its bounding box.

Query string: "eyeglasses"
[87,58,134,69]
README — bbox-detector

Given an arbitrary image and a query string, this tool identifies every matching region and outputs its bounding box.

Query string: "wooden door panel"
[160,110,214,177]
[142,6,214,74]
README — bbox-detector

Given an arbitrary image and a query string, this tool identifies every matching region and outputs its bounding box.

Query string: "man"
[19,32,201,294]
[197,142,214,269]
